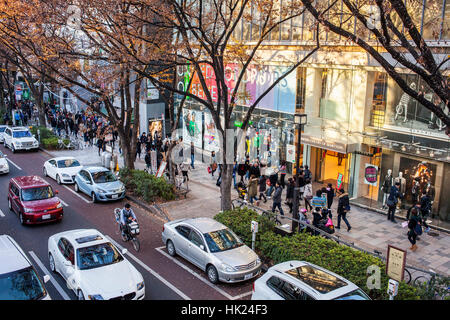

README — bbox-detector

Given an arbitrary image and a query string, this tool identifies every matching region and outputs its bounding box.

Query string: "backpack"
[414,224,423,236]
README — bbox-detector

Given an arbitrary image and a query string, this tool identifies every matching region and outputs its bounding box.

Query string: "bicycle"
[114,208,141,252]
[57,138,76,150]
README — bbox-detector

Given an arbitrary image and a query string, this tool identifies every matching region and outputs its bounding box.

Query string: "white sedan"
[48,229,145,300]
[0,151,9,174]
[43,157,82,184]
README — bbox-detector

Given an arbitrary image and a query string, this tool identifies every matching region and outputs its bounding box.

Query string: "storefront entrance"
[310,147,351,190]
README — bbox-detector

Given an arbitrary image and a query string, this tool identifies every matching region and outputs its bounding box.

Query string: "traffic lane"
[0,149,182,300]
[1,147,253,299]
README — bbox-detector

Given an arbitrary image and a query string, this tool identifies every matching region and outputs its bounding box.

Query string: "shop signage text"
[302,135,347,154]
[386,245,407,282]
[364,164,378,186]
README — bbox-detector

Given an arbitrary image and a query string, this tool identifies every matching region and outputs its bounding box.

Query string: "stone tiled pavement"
[46,143,450,276]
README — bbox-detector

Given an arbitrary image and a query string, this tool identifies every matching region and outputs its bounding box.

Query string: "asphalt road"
[0,144,254,300]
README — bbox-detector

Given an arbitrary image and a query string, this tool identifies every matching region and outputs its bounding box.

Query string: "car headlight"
[137,281,145,291]
[88,294,104,300]
[256,258,261,265]
[220,263,236,272]
[0,165,3,169]
[33,141,38,145]
[56,202,62,208]
[15,142,21,146]
[96,188,107,194]
[62,173,70,178]
[24,207,33,213]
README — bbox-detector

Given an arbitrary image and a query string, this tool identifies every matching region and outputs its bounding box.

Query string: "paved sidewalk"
[45,144,450,276]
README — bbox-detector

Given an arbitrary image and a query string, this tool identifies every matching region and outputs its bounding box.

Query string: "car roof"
[52,229,109,248]
[8,126,30,131]
[269,261,358,299]
[83,166,109,173]
[51,157,77,162]
[182,217,227,233]
[12,176,50,189]
[0,235,31,274]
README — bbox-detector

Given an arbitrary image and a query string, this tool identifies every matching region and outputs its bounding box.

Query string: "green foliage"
[0,109,8,124]
[414,275,450,300]
[214,208,420,300]
[119,168,175,203]
[30,126,55,140]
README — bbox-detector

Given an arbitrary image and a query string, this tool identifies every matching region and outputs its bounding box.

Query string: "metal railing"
[231,198,445,286]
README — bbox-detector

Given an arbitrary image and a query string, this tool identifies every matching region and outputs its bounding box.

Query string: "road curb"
[125,194,170,222]
[350,201,449,235]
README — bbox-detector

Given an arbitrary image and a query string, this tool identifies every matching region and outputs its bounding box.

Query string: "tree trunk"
[220,164,233,211]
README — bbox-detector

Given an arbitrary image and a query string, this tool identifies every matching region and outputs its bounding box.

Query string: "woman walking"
[407,207,421,251]
[210,151,217,177]
[258,175,267,203]
[303,179,313,211]
[279,160,287,188]
[336,188,351,232]
[285,178,295,213]
[247,175,259,205]
[326,183,335,209]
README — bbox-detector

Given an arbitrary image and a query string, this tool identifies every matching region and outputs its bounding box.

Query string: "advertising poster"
[182,109,202,148]
[148,119,163,139]
[364,164,379,186]
[286,144,295,163]
[204,112,220,152]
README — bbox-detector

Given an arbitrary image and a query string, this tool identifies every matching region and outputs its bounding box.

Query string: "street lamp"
[292,113,307,233]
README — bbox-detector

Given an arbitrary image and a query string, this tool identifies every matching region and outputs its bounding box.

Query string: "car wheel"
[74,182,79,192]
[43,167,47,177]
[207,265,219,284]
[167,240,176,256]
[91,193,97,203]
[77,290,85,300]
[11,145,15,153]
[49,253,57,273]
[19,212,24,225]
[56,175,61,185]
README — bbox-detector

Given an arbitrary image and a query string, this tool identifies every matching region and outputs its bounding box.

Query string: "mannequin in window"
[411,177,420,205]
[381,169,393,209]
[425,181,435,217]
[395,172,407,209]
[394,82,416,123]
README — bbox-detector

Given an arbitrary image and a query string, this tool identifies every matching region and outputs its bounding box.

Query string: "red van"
[8,176,63,225]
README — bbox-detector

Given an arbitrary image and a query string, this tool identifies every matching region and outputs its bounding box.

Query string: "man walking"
[271,182,284,216]
[387,182,402,223]
[190,142,195,169]
[336,188,351,231]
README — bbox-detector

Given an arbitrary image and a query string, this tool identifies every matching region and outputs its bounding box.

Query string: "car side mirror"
[121,249,128,255]
[65,267,74,275]
[199,245,205,251]
[43,275,50,283]
[63,260,72,267]
[54,190,59,195]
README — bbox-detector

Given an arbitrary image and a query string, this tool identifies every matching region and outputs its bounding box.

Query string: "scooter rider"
[120,203,137,238]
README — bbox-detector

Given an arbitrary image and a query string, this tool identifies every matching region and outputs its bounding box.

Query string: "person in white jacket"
[303,179,313,211]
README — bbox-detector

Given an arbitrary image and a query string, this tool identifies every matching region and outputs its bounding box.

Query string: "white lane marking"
[6,158,22,170]
[155,246,252,300]
[63,185,92,204]
[105,236,191,300]
[28,251,71,300]
[0,209,4,217]
[59,199,68,207]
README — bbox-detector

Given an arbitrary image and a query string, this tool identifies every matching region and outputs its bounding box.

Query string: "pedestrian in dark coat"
[387,182,402,223]
[336,188,351,231]
[285,178,295,213]
[258,175,267,203]
[267,170,278,197]
[326,183,335,209]
[271,182,284,216]
[407,207,421,251]
[237,162,246,182]
[136,140,142,159]
[419,190,431,232]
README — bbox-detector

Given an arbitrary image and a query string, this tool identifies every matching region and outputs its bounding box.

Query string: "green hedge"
[30,126,55,140]
[30,126,69,150]
[119,168,176,203]
[214,208,419,300]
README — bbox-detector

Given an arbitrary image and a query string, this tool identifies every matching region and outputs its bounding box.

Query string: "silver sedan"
[162,217,262,284]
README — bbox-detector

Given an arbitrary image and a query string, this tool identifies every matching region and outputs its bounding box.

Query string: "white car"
[43,157,82,184]
[0,125,7,143]
[251,260,371,300]
[0,234,51,300]
[0,151,9,174]
[3,126,39,153]
[48,229,145,300]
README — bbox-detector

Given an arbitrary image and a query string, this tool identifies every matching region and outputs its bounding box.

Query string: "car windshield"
[0,127,5,132]
[285,265,348,294]
[13,131,32,138]
[76,242,124,270]
[0,267,46,300]
[334,289,371,300]
[57,159,80,168]
[92,171,117,183]
[203,228,244,253]
[21,186,54,201]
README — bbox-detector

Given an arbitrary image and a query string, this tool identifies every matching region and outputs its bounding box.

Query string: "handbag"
[386,198,395,207]
[207,166,212,174]
[414,224,423,235]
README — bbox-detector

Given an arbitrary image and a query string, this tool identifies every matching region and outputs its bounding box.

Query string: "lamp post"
[292,113,307,233]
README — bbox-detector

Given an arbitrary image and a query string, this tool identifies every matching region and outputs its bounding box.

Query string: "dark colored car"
[7,176,63,225]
